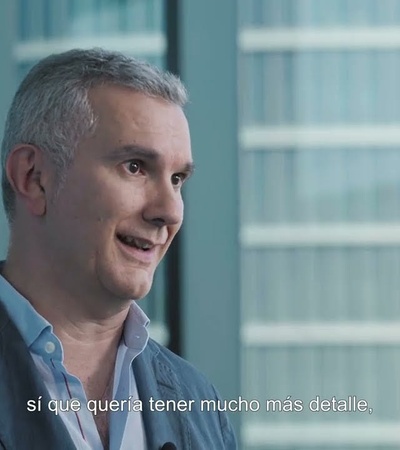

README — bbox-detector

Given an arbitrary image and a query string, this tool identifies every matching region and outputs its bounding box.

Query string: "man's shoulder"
[144,337,216,394]
[138,338,237,449]
[146,337,204,373]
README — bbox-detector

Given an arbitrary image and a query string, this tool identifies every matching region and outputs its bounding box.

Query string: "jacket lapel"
[133,341,189,450]
[0,282,189,450]
[0,305,75,450]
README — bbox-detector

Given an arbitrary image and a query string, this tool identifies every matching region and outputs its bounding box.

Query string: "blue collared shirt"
[0,274,150,450]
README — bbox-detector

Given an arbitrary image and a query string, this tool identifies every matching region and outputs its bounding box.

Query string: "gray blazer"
[0,303,237,449]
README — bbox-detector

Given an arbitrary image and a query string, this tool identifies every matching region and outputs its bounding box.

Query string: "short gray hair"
[1,48,188,222]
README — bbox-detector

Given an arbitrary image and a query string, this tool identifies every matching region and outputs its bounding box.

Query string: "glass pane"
[239,1,400,448]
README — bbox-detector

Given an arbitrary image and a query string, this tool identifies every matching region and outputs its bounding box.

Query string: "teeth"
[133,238,150,249]
[119,234,152,250]
[139,241,151,250]
[124,236,135,245]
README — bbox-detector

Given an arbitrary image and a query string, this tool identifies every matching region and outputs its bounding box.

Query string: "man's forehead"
[89,85,182,115]
[88,85,189,138]
[82,85,192,163]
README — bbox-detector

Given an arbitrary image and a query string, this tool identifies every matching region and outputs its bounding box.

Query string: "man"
[0,48,236,449]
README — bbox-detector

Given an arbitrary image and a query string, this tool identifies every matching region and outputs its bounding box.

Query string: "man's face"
[45,85,192,303]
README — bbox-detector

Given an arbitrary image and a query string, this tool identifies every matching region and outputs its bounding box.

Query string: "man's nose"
[142,181,183,228]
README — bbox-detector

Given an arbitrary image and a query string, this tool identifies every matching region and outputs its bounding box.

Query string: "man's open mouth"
[116,234,153,251]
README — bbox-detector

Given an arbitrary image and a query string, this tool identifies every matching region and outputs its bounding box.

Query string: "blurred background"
[1,0,400,449]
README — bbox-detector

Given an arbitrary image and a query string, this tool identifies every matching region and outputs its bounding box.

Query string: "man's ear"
[5,144,50,217]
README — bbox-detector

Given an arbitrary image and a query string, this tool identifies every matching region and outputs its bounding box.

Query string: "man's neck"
[1,253,131,348]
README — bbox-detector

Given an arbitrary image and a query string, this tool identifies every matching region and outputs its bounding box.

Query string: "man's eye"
[126,160,141,174]
[172,173,185,187]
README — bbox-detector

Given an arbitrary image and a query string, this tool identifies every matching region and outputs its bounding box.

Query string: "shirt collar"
[0,273,51,348]
[121,301,150,351]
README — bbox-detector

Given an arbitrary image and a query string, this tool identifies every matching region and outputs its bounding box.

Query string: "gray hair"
[1,48,188,222]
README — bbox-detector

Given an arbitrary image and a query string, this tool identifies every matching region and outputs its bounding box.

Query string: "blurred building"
[0,1,400,449]
[239,1,400,449]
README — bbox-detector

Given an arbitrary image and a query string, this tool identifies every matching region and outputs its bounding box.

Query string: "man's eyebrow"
[183,162,195,177]
[110,144,160,161]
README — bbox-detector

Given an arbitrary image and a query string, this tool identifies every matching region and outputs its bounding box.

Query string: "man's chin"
[109,275,153,301]
[96,263,155,302]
